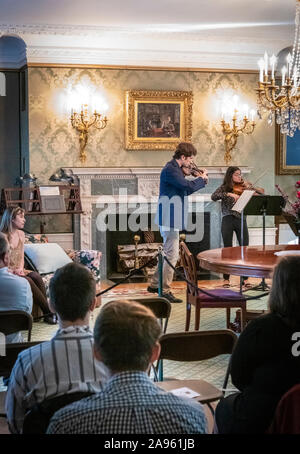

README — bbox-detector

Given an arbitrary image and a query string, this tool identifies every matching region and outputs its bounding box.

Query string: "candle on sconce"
[250,109,255,122]
[282,66,287,86]
[264,52,268,76]
[270,54,277,80]
[243,104,249,119]
[258,58,265,83]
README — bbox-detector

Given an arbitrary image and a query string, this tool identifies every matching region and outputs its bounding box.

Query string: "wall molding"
[0,22,291,70]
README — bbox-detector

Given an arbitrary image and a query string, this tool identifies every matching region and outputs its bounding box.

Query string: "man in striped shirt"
[5,262,109,434]
[47,300,207,434]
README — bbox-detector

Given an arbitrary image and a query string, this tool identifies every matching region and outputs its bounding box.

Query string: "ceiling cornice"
[0,22,292,70]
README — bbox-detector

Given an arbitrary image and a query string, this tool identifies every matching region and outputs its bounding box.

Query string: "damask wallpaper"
[27,66,274,194]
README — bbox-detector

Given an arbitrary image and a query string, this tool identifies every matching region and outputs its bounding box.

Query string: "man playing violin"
[148,142,208,303]
[211,166,264,289]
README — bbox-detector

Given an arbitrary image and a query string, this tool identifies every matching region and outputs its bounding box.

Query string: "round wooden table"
[197,245,300,279]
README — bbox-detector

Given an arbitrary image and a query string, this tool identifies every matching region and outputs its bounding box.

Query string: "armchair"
[24,234,102,317]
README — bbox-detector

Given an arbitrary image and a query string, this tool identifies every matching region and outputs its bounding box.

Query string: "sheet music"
[232,190,255,213]
[39,186,60,196]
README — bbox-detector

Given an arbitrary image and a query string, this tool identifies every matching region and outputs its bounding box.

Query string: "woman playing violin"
[211,166,264,288]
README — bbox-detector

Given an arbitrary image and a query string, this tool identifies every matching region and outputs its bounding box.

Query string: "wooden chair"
[0,310,33,341]
[180,241,247,331]
[154,330,237,415]
[127,296,171,333]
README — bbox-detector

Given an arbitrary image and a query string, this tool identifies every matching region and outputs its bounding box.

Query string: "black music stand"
[241,195,285,291]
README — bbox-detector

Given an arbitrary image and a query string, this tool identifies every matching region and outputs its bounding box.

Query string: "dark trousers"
[221,215,249,280]
[21,272,51,315]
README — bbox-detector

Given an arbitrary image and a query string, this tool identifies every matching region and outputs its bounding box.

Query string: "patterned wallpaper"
[27,67,274,187]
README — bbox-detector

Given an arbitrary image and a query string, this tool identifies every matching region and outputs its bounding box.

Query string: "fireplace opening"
[99,212,217,282]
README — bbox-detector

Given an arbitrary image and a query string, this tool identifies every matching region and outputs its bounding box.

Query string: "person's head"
[93,300,161,374]
[0,232,9,267]
[222,166,242,191]
[268,256,300,328]
[49,262,96,322]
[173,142,197,167]
[0,206,26,238]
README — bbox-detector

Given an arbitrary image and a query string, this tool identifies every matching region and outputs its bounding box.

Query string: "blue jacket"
[156,159,206,229]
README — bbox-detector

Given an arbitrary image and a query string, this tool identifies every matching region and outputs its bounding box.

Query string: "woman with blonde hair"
[0,206,56,324]
[215,255,300,433]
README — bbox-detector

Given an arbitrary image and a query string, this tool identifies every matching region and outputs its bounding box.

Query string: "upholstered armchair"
[24,234,102,318]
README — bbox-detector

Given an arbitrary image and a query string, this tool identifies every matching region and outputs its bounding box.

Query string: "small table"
[156,380,223,405]
[197,245,300,279]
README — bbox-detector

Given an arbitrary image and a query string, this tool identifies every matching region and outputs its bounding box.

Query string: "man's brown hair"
[173,142,197,160]
[94,300,161,372]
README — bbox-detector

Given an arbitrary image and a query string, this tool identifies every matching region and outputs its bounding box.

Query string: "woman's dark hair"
[173,142,197,160]
[222,166,241,192]
[268,256,300,328]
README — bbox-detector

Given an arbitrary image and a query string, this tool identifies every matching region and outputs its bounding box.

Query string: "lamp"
[220,96,256,164]
[70,104,108,163]
[256,0,300,136]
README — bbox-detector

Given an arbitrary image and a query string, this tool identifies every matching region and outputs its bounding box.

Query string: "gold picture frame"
[276,124,300,174]
[125,90,193,150]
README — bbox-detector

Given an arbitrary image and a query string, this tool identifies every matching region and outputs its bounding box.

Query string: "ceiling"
[0,0,297,69]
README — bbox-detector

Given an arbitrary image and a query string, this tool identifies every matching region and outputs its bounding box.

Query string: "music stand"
[241,195,285,290]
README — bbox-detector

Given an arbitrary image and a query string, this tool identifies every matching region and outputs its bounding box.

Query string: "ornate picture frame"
[125,90,193,150]
[276,124,300,174]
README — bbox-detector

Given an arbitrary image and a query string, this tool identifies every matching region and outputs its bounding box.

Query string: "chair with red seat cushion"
[179,241,247,331]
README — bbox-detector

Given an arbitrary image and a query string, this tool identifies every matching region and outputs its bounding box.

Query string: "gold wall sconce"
[70,104,108,163]
[220,96,256,165]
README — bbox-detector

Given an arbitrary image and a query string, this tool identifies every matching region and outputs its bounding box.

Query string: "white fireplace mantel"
[65,166,252,251]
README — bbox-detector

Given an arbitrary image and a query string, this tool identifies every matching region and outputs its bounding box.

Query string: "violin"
[233,179,264,196]
[181,162,205,177]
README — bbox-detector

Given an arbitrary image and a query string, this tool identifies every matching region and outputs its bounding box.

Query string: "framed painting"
[276,124,300,174]
[125,90,193,150]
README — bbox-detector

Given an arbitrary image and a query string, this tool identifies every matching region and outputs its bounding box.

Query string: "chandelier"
[256,0,300,137]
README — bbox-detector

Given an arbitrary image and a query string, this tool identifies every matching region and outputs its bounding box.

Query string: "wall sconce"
[70,104,108,164]
[220,96,256,165]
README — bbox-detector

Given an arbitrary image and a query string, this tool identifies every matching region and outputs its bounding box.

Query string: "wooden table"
[197,245,300,279]
[156,380,223,404]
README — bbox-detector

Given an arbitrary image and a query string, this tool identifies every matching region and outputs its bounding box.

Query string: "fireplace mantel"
[65,166,253,278]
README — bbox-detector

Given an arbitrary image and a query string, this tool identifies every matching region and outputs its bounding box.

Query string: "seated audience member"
[215,256,300,434]
[6,262,109,434]
[0,232,33,343]
[0,206,56,324]
[47,300,208,434]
